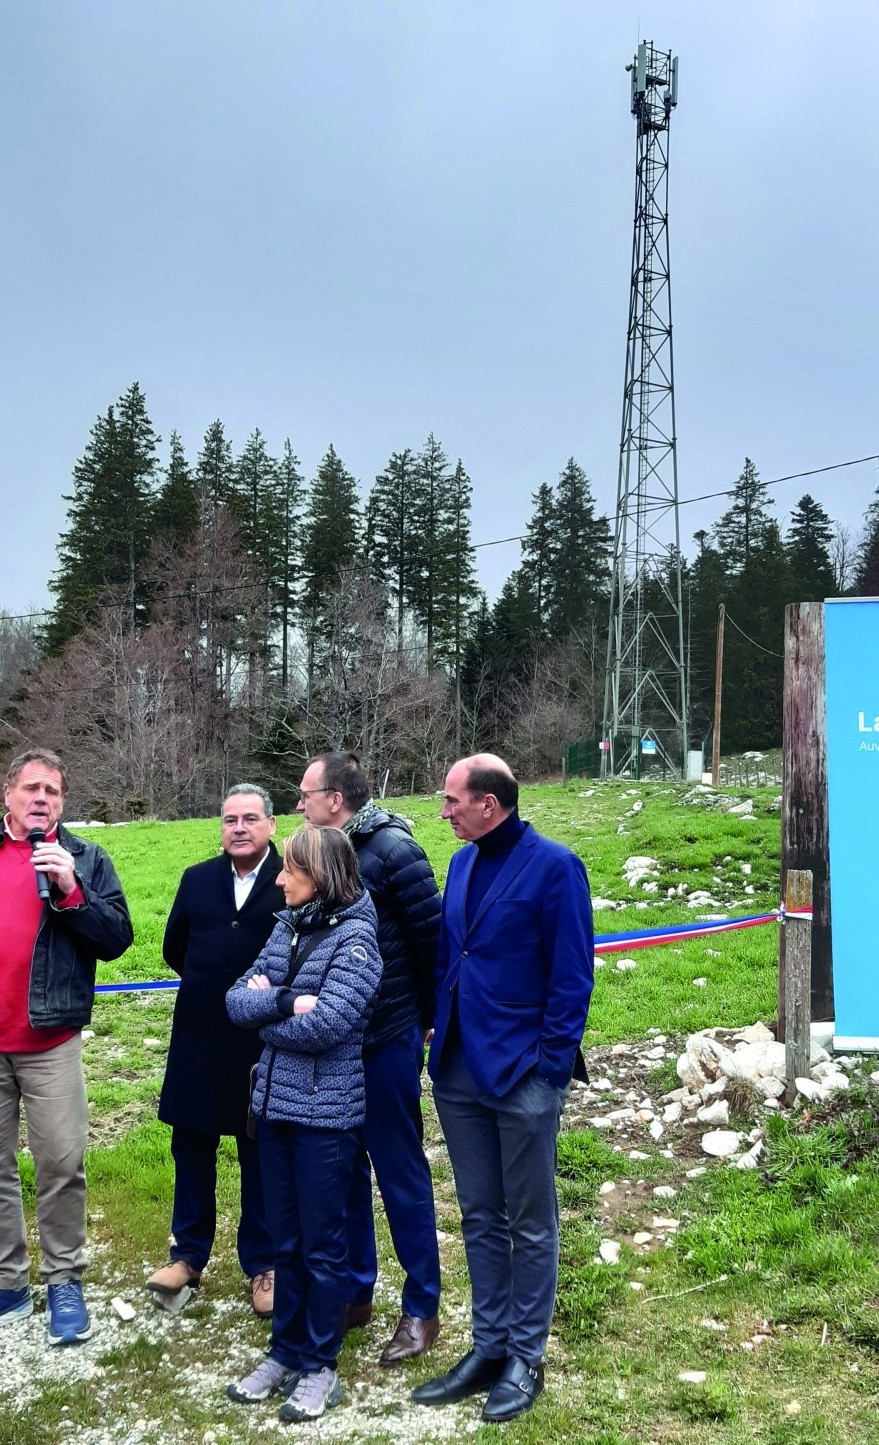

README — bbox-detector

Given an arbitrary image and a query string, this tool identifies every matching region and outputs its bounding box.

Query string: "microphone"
[27,829,52,902]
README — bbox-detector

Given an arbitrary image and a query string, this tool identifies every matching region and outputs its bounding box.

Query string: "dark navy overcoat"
[157,844,283,1135]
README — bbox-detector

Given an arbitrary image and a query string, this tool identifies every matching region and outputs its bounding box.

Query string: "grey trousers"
[0,1034,89,1288]
[433,1045,566,1365]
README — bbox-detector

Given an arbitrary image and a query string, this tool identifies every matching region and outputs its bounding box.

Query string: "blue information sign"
[825,599,879,1047]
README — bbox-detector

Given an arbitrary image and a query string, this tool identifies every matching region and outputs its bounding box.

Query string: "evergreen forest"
[1,383,875,818]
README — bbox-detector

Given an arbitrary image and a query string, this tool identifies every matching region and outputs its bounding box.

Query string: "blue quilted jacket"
[226,890,382,1129]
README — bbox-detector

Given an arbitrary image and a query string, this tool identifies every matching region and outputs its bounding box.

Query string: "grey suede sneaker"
[278,1368,343,1422]
[227,1356,298,1403]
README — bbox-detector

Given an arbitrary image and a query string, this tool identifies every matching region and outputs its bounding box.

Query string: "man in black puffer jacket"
[296,751,441,1366]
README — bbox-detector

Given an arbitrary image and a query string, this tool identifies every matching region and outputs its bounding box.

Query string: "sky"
[2,0,877,617]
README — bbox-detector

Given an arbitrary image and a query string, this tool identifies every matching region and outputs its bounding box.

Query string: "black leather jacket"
[0,823,134,1030]
[349,809,441,1051]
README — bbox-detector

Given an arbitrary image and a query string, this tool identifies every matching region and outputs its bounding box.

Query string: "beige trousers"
[0,1033,89,1287]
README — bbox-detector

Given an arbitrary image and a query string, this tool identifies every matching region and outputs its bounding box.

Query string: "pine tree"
[366,448,418,650]
[154,431,197,543]
[440,460,479,752]
[713,458,773,571]
[301,446,362,702]
[408,434,453,668]
[546,459,611,639]
[855,484,879,595]
[196,420,235,518]
[44,383,160,653]
[520,482,557,642]
[787,493,835,600]
[275,440,304,690]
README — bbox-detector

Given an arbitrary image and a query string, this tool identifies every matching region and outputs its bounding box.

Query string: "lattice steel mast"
[601,41,688,778]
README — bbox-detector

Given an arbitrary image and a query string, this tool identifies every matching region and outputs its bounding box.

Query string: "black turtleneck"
[465,808,527,928]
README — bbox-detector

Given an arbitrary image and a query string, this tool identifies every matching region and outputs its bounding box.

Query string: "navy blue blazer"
[428,822,594,1098]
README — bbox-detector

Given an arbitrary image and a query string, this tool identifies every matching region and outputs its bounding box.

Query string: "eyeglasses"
[295,787,337,802]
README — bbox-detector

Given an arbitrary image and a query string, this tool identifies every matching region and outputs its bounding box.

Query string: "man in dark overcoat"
[147,785,282,1317]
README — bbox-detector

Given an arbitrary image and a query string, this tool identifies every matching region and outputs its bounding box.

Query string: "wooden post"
[780,602,833,1034]
[711,604,725,785]
[782,869,813,1104]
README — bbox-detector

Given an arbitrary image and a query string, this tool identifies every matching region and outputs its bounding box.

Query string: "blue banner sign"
[825,599,879,1048]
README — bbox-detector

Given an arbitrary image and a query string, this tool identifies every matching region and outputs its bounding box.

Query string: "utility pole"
[602,41,688,779]
[711,603,725,784]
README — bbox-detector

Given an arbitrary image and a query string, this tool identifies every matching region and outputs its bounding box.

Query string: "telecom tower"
[601,41,688,778]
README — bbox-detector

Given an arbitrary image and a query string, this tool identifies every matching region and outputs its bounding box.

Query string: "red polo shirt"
[0,829,84,1053]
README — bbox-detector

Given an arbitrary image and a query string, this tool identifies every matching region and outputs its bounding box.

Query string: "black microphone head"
[28,828,47,847]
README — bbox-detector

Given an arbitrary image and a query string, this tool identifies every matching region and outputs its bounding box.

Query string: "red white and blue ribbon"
[92,906,813,995]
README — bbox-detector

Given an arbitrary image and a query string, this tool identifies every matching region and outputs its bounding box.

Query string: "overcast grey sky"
[2,0,877,616]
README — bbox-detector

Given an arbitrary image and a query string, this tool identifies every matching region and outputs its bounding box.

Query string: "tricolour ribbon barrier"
[92,906,814,995]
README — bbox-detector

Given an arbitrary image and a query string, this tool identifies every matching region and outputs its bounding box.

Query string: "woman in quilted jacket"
[225,825,382,1423]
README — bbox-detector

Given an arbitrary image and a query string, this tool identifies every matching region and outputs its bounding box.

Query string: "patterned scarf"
[286,897,325,932]
[341,800,379,838]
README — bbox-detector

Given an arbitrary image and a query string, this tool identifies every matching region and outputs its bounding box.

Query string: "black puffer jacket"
[349,808,441,1050]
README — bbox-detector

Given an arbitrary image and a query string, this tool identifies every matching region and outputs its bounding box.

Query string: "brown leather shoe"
[379,1313,440,1366]
[146,1260,201,1295]
[342,1301,373,1333]
[250,1270,274,1318]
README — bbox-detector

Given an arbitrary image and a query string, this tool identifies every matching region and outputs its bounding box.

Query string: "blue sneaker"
[0,1286,33,1325]
[46,1281,91,1344]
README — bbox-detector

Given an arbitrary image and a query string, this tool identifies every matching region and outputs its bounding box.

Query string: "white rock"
[754,1075,785,1099]
[598,1240,621,1265]
[736,1145,762,1170]
[795,1077,822,1101]
[763,1098,780,1111]
[111,1297,136,1321]
[810,1041,831,1066]
[701,1130,743,1158]
[615,959,637,972]
[678,1370,707,1384]
[611,1043,634,1055]
[81,1029,96,1041]
[701,1318,728,1331]
[662,1103,683,1124]
[700,1078,728,1101]
[696,1100,730,1127]
[644,1046,666,1061]
[819,1071,850,1094]
[593,1078,614,1092]
[692,977,708,988]
[728,800,753,815]
[608,1108,636,1123]
[591,898,620,911]
[628,1150,650,1161]
[633,1109,655,1124]
[599,1181,617,1196]
[653,1185,678,1199]
[810,1022,834,1049]
[632,1231,653,1245]
[590,1117,614,1130]
[685,1165,707,1178]
[652,1216,680,1230]
[758,1041,788,1080]
[648,1119,665,1142]
[629,1281,645,1291]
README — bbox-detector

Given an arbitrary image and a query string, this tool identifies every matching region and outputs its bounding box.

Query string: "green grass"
[17,778,879,1443]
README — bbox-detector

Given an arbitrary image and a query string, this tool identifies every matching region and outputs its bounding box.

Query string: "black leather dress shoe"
[410,1350,507,1406]
[482,1357,545,1422]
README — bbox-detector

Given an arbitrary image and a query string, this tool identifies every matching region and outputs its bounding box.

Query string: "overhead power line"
[2,451,876,625]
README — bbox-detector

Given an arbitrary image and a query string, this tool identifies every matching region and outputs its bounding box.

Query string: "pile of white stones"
[667,1021,852,1162]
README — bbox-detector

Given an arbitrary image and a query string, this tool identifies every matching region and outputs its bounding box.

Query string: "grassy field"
[7,781,879,1444]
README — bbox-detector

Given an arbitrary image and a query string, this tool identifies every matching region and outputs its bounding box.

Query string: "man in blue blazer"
[412,754,593,1424]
